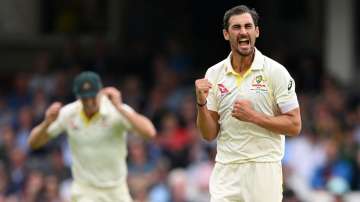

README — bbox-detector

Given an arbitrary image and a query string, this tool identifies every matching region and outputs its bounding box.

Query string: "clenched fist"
[195,78,212,105]
[231,99,256,122]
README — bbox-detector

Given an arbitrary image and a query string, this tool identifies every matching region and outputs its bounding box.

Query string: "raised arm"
[195,78,220,141]
[101,87,156,139]
[28,102,62,149]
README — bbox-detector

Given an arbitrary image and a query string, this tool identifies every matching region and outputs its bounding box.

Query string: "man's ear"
[223,29,229,41]
[255,26,260,38]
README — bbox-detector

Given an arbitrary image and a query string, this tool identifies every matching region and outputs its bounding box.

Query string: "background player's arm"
[102,87,156,139]
[232,100,301,136]
[28,120,52,149]
[28,102,62,149]
[195,78,220,141]
[116,106,156,139]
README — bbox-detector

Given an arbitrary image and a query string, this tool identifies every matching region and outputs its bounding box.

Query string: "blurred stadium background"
[0,0,359,201]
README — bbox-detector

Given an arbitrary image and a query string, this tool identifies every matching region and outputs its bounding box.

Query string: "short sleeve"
[47,109,66,138]
[272,66,299,113]
[205,69,219,112]
[118,104,134,130]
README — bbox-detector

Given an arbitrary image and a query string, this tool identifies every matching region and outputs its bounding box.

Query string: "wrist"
[43,119,53,127]
[196,100,207,107]
[251,111,262,125]
[114,103,125,112]
[114,102,122,108]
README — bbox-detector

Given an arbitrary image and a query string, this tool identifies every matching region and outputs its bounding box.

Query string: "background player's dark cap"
[73,71,103,98]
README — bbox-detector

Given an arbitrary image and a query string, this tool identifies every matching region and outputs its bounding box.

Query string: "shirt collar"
[225,48,264,74]
[98,95,110,116]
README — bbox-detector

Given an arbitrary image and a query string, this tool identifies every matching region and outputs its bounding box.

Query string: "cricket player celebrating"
[28,71,156,202]
[195,5,302,202]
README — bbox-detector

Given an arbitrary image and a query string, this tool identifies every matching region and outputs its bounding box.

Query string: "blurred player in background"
[195,5,301,202]
[28,71,156,202]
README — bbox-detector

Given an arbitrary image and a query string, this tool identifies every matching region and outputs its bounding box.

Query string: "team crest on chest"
[256,75,262,83]
[250,75,268,92]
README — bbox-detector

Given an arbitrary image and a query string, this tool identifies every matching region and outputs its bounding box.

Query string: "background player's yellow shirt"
[206,48,298,164]
[47,96,133,188]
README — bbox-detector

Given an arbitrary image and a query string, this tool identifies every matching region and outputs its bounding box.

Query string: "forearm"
[28,120,51,149]
[116,105,156,139]
[251,110,301,136]
[196,107,219,141]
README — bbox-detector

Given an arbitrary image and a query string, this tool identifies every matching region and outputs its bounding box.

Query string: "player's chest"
[216,73,273,113]
[64,115,116,142]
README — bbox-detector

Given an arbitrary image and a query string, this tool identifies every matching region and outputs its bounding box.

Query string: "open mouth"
[238,38,250,48]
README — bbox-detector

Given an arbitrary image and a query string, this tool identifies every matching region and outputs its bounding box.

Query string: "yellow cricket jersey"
[206,48,299,164]
[47,95,133,188]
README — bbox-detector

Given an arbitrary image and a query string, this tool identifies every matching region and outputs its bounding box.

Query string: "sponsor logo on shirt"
[250,75,268,92]
[218,83,229,96]
[288,79,293,91]
[69,119,79,130]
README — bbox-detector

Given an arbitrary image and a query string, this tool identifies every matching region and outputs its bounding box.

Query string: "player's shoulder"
[205,58,227,80]
[263,54,290,76]
[207,58,227,73]
[59,100,81,117]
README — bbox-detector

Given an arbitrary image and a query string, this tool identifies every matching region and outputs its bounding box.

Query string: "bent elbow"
[202,136,215,142]
[201,133,217,142]
[288,129,300,137]
[28,138,39,150]
[148,129,157,139]
[142,125,157,139]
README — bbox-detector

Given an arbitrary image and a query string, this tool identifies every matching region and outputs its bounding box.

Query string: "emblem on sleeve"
[288,80,293,91]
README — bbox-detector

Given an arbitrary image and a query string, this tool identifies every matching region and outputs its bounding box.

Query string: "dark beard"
[236,46,254,57]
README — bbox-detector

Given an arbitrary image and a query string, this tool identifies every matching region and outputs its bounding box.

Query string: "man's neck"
[83,109,99,119]
[231,50,255,74]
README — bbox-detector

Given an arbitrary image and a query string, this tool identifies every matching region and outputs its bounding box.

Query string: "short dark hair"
[223,5,259,30]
